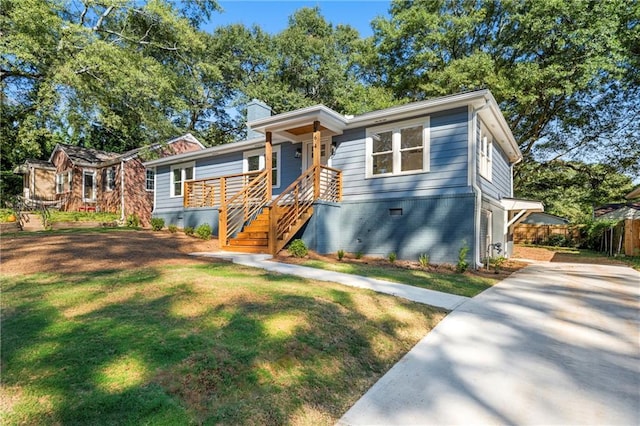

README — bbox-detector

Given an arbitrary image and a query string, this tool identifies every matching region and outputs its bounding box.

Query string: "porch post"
[313,120,321,198]
[265,131,273,198]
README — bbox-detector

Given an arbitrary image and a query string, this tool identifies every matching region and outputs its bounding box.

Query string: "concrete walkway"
[339,261,640,425]
[190,251,468,311]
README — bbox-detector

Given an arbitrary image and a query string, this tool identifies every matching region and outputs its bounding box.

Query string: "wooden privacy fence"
[514,224,583,245]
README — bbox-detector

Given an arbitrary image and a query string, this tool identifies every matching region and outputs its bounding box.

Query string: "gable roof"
[13,159,56,174]
[146,89,521,167]
[626,186,640,200]
[47,134,205,168]
[50,143,120,166]
[595,202,640,217]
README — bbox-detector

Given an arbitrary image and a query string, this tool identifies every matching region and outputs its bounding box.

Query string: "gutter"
[470,101,491,269]
[120,159,125,222]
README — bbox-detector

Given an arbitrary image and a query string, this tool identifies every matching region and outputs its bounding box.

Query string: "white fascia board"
[477,94,521,163]
[248,105,348,134]
[165,133,205,149]
[347,90,490,128]
[143,137,266,167]
[500,198,544,212]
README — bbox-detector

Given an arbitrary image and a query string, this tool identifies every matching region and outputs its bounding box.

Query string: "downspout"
[504,157,523,257]
[470,101,491,269]
[120,159,125,222]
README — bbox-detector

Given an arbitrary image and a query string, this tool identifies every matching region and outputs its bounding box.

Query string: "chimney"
[246,99,272,139]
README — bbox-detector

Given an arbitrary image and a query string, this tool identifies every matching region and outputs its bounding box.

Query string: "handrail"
[184,170,262,208]
[269,165,342,253]
[219,169,269,247]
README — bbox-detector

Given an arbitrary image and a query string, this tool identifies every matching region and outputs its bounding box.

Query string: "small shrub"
[184,226,194,236]
[419,253,429,269]
[489,256,507,274]
[355,251,363,259]
[456,243,470,273]
[150,217,165,231]
[288,239,308,258]
[337,249,345,261]
[195,223,212,240]
[388,252,397,263]
[168,224,178,233]
[126,214,140,228]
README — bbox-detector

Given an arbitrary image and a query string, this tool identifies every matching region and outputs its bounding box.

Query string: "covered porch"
[183,106,348,254]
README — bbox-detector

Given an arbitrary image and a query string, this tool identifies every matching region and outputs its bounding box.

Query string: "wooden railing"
[270,165,342,253]
[184,171,262,208]
[219,169,270,247]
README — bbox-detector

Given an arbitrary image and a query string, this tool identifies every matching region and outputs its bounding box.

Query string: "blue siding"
[477,118,512,200]
[154,142,303,214]
[332,107,471,202]
[301,194,475,264]
[275,142,303,195]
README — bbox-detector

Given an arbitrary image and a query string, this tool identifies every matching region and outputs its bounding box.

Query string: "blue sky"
[208,1,392,36]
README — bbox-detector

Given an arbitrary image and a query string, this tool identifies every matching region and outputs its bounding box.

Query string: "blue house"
[145,90,542,267]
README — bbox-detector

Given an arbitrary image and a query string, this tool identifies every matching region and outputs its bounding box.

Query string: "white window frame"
[365,117,430,179]
[243,145,281,189]
[479,122,493,181]
[146,169,155,192]
[170,162,195,198]
[56,173,64,194]
[106,167,116,191]
[82,169,96,202]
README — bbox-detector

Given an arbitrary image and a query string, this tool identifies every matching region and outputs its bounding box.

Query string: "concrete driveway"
[339,262,640,425]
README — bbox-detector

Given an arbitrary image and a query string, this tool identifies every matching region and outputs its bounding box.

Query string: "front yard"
[1,231,445,425]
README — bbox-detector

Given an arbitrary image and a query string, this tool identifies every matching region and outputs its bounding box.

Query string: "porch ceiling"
[248,105,348,141]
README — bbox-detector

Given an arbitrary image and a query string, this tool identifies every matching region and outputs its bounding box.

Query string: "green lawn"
[298,259,498,297]
[1,262,444,425]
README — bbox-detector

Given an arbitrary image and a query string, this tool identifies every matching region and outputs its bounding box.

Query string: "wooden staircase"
[218,165,342,255]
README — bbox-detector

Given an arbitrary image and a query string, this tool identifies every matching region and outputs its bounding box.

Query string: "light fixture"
[295,148,302,158]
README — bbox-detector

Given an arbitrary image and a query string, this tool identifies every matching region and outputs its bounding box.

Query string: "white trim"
[365,117,430,179]
[479,120,494,182]
[145,169,155,192]
[243,146,281,188]
[170,162,195,198]
[82,169,96,202]
[302,137,332,170]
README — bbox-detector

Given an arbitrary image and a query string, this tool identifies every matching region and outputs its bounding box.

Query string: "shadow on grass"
[1,266,440,424]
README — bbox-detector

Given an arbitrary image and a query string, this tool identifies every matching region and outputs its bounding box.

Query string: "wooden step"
[221,245,270,254]
[236,231,268,239]
[229,238,268,247]
[242,224,269,232]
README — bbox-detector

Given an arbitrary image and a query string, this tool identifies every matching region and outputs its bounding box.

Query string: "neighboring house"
[595,187,640,256]
[146,91,543,266]
[520,212,569,225]
[514,212,576,245]
[14,134,204,226]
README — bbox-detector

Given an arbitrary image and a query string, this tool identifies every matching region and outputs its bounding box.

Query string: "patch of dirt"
[513,245,630,266]
[0,230,219,276]
[275,250,528,280]
[512,245,556,261]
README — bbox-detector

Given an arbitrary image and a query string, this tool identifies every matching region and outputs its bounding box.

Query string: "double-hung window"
[56,173,65,194]
[146,169,155,191]
[479,123,493,181]
[105,167,116,191]
[366,118,430,178]
[171,163,194,197]
[243,146,281,188]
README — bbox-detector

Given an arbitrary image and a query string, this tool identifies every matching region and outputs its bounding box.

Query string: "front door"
[302,137,332,170]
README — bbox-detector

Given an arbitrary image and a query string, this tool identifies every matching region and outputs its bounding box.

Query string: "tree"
[516,160,634,223]
[0,0,223,169]
[369,0,639,183]
[237,7,399,118]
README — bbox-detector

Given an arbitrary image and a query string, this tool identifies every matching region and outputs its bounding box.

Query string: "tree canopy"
[1,0,638,215]
[369,0,639,179]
